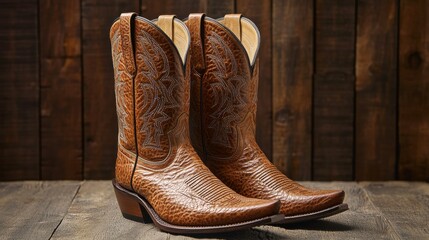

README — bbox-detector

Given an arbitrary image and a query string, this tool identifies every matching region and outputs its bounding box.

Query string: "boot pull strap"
[188,13,205,71]
[157,15,176,42]
[120,12,137,75]
[224,14,242,41]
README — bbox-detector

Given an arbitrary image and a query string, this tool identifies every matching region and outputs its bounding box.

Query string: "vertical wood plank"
[398,0,429,181]
[39,0,82,179]
[141,0,201,19]
[0,0,40,180]
[272,0,313,180]
[355,0,398,180]
[82,0,139,179]
[237,0,273,160]
[203,0,235,17]
[313,0,356,180]
[141,0,234,20]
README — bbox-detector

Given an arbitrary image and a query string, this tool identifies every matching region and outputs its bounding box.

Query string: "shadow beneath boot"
[278,219,354,232]
[171,227,288,240]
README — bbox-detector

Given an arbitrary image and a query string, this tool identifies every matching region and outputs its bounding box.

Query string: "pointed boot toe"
[280,189,348,223]
[321,189,345,207]
[236,198,281,222]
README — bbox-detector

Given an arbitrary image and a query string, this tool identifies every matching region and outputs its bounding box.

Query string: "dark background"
[1,0,428,181]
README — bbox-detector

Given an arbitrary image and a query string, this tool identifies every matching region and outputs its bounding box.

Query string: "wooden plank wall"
[0,0,428,181]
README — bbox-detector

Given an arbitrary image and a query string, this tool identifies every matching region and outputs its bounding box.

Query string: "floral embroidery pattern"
[206,32,247,147]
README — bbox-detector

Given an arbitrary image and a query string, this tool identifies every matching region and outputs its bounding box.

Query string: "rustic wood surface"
[398,0,429,181]
[39,0,83,179]
[0,181,427,240]
[355,0,398,180]
[1,0,429,181]
[0,0,40,180]
[0,181,80,240]
[141,0,234,19]
[272,0,313,180]
[313,0,356,181]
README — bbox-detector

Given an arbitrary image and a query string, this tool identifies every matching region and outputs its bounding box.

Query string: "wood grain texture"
[355,0,398,180]
[141,0,234,19]
[1,0,429,181]
[361,182,429,239]
[272,0,313,180]
[203,0,235,18]
[313,0,356,180]
[45,181,429,239]
[281,181,402,239]
[141,0,200,19]
[0,181,80,240]
[398,0,429,181]
[39,0,83,179]
[237,0,273,161]
[0,0,40,180]
[82,0,139,179]
[0,181,426,239]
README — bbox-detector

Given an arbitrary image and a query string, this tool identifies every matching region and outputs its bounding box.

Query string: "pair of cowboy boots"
[110,12,348,234]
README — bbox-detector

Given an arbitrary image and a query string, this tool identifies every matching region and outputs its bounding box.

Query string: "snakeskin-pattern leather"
[110,13,280,227]
[186,15,345,216]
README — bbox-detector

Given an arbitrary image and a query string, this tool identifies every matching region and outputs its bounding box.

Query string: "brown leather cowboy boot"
[110,13,283,234]
[185,13,348,224]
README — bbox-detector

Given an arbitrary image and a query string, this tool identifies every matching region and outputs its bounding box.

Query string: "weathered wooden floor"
[0,181,428,240]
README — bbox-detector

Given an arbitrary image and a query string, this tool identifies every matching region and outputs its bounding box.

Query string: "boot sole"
[275,203,349,225]
[112,179,284,234]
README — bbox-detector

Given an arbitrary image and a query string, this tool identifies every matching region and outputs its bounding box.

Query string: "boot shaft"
[110,14,191,164]
[186,14,261,160]
[110,13,137,153]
